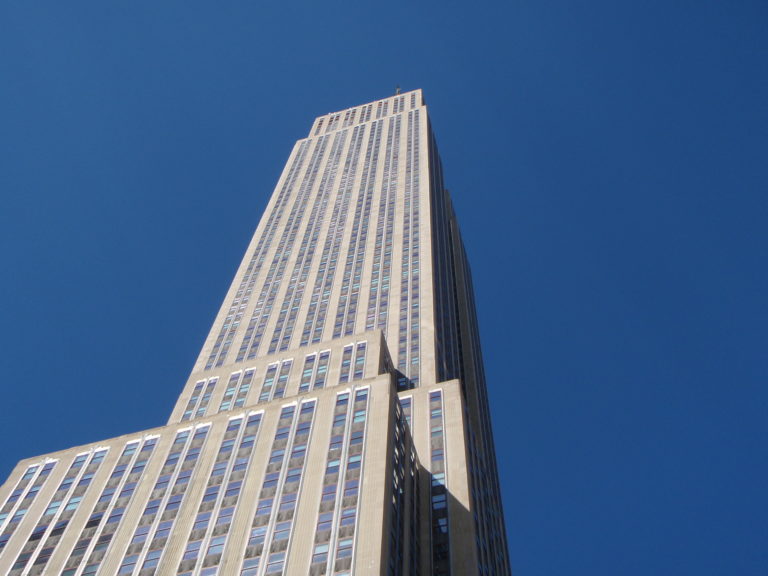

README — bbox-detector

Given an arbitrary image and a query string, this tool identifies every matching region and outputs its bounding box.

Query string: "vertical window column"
[339,346,353,384]
[332,120,382,339]
[0,461,56,550]
[259,400,315,575]
[313,351,330,390]
[310,392,350,572]
[176,412,262,576]
[257,360,293,404]
[238,137,330,362]
[219,373,242,412]
[388,402,408,576]
[239,401,314,576]
[429,391,450,575]
[116,425,210,576]
[217,369,256,413]
[10,449,108,575]
[300,126,365,346]
[234,369,256,408]
[366,114,400,333]
[339,343,367,384]
[196,380,218,419]
[205,142,310,370]
[399,397,413,430]
[397,110,422,388]
[352,342,367,381]
[298,351,331,394]
[59,439,157,576]
[310,388,369,576]
[272,361,293,400]
[298,354,316,394]
[182,379,219,421]
[269,130,347,354]
[181,382,205,421]
[330,388,369,575]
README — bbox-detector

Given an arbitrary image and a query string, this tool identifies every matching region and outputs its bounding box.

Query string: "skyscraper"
[0,90,510,575]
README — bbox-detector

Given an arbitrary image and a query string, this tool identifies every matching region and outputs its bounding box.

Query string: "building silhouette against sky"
[0,90,510,575]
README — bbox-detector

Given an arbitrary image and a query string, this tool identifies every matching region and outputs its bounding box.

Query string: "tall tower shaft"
[0,90,510,576]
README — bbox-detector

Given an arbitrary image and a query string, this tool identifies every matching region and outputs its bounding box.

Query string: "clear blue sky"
[1,1,766,574]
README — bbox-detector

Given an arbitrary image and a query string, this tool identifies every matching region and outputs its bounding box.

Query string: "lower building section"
[0,332,484,576]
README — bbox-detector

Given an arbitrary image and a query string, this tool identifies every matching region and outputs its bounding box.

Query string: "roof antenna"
[395,85,401,95]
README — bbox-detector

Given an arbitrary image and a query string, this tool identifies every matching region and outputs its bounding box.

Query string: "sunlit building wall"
[0,90,510,576]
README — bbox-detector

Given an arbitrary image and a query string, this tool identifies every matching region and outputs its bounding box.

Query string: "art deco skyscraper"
[0,90,511,575]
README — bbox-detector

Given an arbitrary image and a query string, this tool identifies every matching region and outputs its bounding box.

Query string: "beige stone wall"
[180,89,437,403]
[169,329,388,424]
[0,88,511,575]
[0,338,401,575]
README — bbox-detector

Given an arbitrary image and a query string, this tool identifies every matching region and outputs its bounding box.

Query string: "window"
[183,540,202,561]
[316,512,333,531]
[193,512,211,531]
[207,535,227,556]
[155,520,173,539]
[217,507,234,526]
[273,521,291,541]
[340,507,356,526]
[337,537,354,558]
[119,555,139,574]
[265,552,285,573]
[132,525,150,544]
[142,549,162,569]
[247,526,267,546]
[312,543,329,564]
[256,499,272,516]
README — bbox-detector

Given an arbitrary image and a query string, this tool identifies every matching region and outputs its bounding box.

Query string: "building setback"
[0,90,511,575]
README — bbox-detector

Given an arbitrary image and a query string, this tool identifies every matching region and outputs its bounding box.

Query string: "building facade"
[0,90,510,575]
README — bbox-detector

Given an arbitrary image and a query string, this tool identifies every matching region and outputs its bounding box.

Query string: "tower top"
[310,89,424,137]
